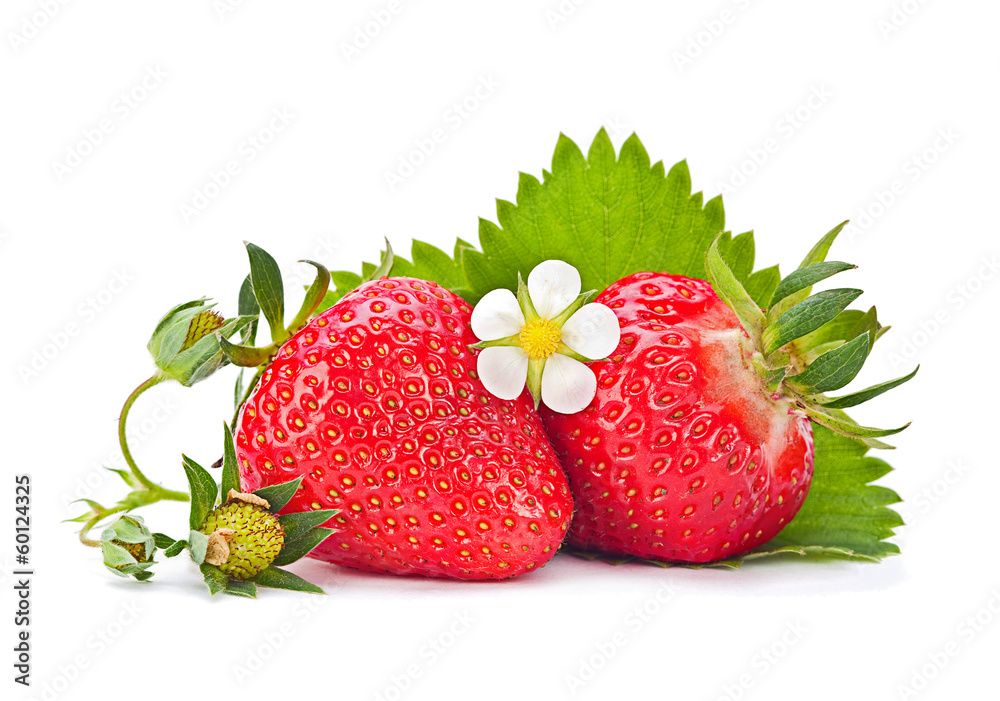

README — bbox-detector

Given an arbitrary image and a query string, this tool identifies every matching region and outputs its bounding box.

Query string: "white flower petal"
[541,353,597,414]
[477,346,529,400]
[527,260,581,319]
[471,288,525,341]
[561,303,621,359]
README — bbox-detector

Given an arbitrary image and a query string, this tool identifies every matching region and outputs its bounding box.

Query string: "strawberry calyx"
[705,222,916,449]
[150,427,338,597]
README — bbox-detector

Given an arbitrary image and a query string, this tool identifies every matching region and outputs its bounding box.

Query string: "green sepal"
[705,234,766,347]
[786,332,870,393]
[278,510,337,542]
[744,265,781,309]
[769,261,856,308]
[245,241,286,343]
[516,272,540,322]
[217,334,277,368]
[525,358,544,409]
[762,288,863,356]
[220,425,241,496]
[550,289,598,327]
[181,455,219,530]
[237,274,260,344]
[100,516,156,578]
[767,221,847,322]
[173,315,258,387]
[751,353,787,392]
[363,238,395,283]
[152,532,175,549]
[468,334,521,351]
[163,540,188,558]
[188,530,209,565]
[147,299,209,364]
[791,307,879,362]
[253,566,325,594]
[819,365,920,409]
[224,579,257,598]
[801,405,910,447]
[200,563,229,596]
[254,477,303,514]
[102,541,142,569]
[287,260,331,334]
[272,527,335,567]
[107,467,135,487]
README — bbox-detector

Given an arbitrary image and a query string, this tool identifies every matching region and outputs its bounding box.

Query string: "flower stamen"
[520,319,562,360]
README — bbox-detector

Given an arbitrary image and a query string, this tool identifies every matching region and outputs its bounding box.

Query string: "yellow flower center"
[519,319,562,360]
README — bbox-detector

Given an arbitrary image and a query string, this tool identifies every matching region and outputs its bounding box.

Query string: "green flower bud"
[101,515,156,581]
[146,299,254,387]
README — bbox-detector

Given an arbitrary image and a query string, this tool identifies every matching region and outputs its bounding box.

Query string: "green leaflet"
[325,130,906,563]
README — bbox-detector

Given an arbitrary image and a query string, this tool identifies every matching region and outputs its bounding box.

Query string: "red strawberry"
[235,277,573,579]
[543,272,812,561]
[541,234,912,563]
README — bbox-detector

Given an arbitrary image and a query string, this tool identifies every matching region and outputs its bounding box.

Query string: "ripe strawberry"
[542,234,912,563]
[235,277,573,579]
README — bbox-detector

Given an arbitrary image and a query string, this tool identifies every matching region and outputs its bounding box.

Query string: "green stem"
[79,505,128,547]
[119,375,188,501]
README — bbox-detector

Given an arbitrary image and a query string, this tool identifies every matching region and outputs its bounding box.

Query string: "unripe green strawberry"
[202,496,285,580]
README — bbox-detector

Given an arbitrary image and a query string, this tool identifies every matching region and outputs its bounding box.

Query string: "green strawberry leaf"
[323,131,909,564]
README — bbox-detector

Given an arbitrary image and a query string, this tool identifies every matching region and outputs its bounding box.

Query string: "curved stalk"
[119,375,188,501]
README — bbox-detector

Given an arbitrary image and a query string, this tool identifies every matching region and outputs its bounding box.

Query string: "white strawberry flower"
[470,260,620,414]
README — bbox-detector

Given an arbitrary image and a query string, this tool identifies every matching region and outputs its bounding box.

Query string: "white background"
[3,1,997,700]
